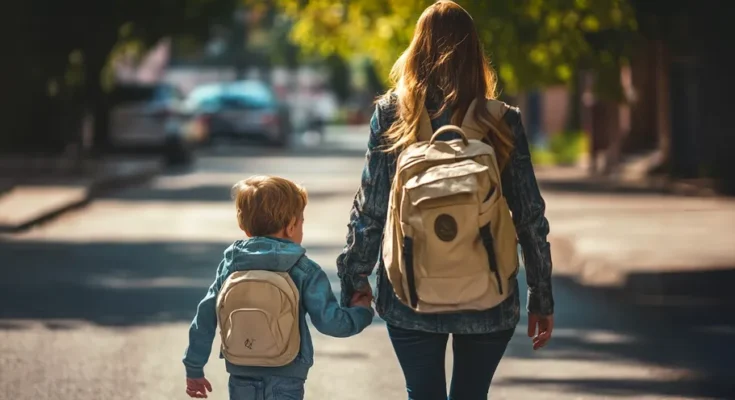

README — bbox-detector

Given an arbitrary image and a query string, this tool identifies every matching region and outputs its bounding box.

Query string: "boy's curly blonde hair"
[231,175,308,236]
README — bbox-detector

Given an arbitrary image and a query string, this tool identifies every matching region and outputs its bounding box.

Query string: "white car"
[109,83,196,164]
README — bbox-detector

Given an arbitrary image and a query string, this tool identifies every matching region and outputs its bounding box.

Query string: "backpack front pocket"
[224,308,280,358]
[403,160,494,305]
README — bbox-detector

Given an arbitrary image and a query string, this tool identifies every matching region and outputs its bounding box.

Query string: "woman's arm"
[336,103,393,306]
[501,108,555,316]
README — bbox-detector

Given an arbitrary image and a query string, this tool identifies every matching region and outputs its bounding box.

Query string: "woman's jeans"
[388,324,514,400]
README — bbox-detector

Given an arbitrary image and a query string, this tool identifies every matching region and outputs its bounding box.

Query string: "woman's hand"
[527,313,554,350]
[341,273,372,306]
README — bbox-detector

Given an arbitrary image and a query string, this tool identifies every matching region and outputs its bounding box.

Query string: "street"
[0,134,733,400]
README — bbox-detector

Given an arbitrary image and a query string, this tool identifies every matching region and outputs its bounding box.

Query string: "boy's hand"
[350,290,373,309]
[186,377,213,398]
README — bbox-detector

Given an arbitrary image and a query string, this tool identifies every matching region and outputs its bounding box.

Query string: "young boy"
[183,175,374,399]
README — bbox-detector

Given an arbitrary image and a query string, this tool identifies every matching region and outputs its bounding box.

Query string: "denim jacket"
[336,96,554,334]
[183,237,374,380]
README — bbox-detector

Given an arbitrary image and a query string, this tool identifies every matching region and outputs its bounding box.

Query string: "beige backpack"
[382,98,519,314]
[216,270,300,366]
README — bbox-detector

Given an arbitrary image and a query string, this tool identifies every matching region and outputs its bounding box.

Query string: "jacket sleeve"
[336,103,393,306]
[182,260,225,378]
[501,108,555,316]
[303,266,374,337]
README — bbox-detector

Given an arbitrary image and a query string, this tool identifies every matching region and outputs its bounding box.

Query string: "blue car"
[184,80,292,147]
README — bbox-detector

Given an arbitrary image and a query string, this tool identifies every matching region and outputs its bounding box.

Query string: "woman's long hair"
[380,0,514,168]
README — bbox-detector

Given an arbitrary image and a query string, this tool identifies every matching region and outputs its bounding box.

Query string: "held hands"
[186,377,213,398]
[347,273,373,309]
[528,313,554,350]
[349,284,374,309]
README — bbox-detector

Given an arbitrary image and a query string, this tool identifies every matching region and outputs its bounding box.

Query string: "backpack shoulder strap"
[416,106,434,142]
[393,85,435,143]
[460,98,511,141]
[414,98,511,143]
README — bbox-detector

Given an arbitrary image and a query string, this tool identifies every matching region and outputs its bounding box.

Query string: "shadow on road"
[1,236,733,398]
[96,184,358,203]
[537,174,728,198]
[504,269,735,399]
[0,240,353,326]
[196,141,368,159]
[539,177,669,196]
[499,376,733,399]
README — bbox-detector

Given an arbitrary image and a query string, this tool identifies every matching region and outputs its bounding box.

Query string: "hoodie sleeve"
[183,260,225,378]
[302,266,374,338]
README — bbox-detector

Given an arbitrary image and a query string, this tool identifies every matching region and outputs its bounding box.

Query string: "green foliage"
[531,130,589,166]
[531,147,558,166]
[267,0,638,94]
[326,54,351,102]
[550,130,589,165]
[18,0,239,151]
[31,0,237,94]
[268,15,302,68]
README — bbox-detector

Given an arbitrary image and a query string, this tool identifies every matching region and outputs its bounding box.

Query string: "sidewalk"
[538,166,735,305]
[0,156,162,233]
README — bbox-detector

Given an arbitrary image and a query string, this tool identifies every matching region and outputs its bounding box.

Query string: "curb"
[550,235,626,288]
[0,163,162,234]
[549,234,735,307]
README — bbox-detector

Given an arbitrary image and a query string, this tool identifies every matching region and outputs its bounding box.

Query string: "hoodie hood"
[224,237,306,272]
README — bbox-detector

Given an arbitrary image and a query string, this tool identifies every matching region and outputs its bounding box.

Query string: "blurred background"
[1,1,734,399]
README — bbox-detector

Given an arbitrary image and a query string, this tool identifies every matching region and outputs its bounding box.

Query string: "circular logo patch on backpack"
[434,214,458,242]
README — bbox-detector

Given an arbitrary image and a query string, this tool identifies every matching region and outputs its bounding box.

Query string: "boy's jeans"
[229,375,305,400]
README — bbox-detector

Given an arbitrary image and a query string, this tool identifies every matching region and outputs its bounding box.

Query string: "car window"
[223,81,275,108]
[184,85,222,111]
[184,81,276,111]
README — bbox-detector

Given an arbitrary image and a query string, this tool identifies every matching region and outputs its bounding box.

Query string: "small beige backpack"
[216,270,300,366]
[382,98,520,314]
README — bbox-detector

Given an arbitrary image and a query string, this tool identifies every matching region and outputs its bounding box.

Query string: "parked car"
[183,80,292,147]
[108,83,198,165]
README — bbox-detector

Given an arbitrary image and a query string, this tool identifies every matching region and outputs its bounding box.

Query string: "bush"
[530,146,557,166]
[550,130,588,165]
[530,130,588,166]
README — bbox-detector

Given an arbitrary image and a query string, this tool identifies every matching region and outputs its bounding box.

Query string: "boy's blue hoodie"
[183,237,374,380]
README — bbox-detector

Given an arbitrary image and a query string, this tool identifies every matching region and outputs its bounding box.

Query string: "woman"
[337,1,554,399]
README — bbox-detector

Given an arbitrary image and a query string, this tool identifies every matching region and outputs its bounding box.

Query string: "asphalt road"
[0,132,733,400]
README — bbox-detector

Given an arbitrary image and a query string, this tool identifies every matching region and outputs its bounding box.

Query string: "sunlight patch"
[85,276,211,289]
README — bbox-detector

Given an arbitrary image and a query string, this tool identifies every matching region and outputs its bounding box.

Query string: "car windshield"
[185,81,275,111]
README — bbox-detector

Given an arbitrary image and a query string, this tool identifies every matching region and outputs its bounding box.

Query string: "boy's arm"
[182,260,225,378]
[302,266,374,338]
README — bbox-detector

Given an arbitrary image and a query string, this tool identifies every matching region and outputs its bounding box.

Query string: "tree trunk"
[579,71,597,174]
[564,66,584,133]
[653,39,672,172]
[83,28,117,155]
[85,55,110,154]
[626,37,658,154]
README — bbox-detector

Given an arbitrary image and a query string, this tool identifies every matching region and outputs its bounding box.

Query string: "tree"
[15,0,238,153]
[265,0,638,97]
